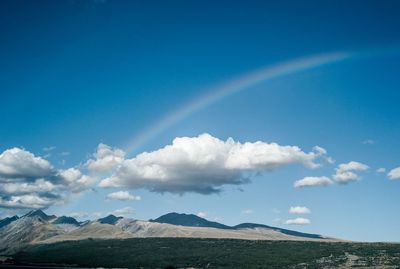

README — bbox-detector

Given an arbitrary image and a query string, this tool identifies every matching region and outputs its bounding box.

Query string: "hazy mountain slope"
[41,222,132,243]
[125,219,323,241]
[0,215,66,254]
[234,223,323,239]
[41,218,333,244]
[0,210,335,255]
[0,215,19,229]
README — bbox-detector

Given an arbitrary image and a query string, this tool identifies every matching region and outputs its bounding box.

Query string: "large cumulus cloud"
[0,148,53,180]
[97,133,328,194]
[0,148,93,209]
[86,143,125,173]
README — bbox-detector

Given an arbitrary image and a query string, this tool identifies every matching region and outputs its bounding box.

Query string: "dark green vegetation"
[12,238,400,269]
[152,212,322,239]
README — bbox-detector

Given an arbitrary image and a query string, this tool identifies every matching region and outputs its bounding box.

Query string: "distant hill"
[234,223,322,239]
[151,213,322,239]
[97,215,123,225]
[53,216,80,226]
[0,216,19,229]
[151,212,231,229]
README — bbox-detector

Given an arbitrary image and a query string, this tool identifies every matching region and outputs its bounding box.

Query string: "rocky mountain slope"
[0,210,335,255]
[152,212,323,239]
[0,215,19,229]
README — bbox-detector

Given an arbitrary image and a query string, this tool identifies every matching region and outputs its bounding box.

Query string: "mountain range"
[0,210,335,255]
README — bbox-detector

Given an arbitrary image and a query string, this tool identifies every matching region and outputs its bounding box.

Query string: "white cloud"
[0,148,95,209]
[0,194,58,209]
[110,207,134,217]
[42,147,56,158]
[242,209,254,214]
[212,216,223,222]
[336,161,369,173]
[324,156,335,165]
[312,146,335,164]
[0,148,59,209]
[362,139,375,145]
[333,161,369,184]
[284,218,311,225]
[294,176,333,188]
[69,212,89,219]
[388,167,400,180]
[376,167,386,173]
[289,206,311,214]
[92,212,104,218]
[43,146,56,152]
[99,134,328,194]
[86,143,125,173]
[106,191,141,201]
[197,212,207,218]
[0,179,56,195]
[59,168,94,193]
[0,148,53,179]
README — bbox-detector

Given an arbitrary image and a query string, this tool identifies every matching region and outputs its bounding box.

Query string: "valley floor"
[7,238,400,269]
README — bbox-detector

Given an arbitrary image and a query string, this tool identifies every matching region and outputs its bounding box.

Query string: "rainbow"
[125,51,352,155]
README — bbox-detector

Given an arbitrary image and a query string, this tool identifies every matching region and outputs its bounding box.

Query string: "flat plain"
[8,238,400,269]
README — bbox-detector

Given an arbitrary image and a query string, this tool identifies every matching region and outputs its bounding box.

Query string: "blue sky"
[0,0,400,242]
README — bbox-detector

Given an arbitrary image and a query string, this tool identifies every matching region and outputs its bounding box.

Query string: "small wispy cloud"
[362,139,375,145]
[106,191,141,201]
[333,161,369,184]
[43,146,56,152]
[109,207,134,217]
[242,209,254,214]
[388,166,400,180]
[69,212,89,219]
[284,218,311,225]
[289,206,311,214]
[197,212,207,218]
[294,176,333,188]
[272,208,281,214]
[92,212,104,218]
[376,167,386,173]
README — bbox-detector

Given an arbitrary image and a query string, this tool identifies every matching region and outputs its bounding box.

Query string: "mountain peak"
[97,214,123,225]
[151,212,231,229]
[53,216,80,226]
[23,210,56,221]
